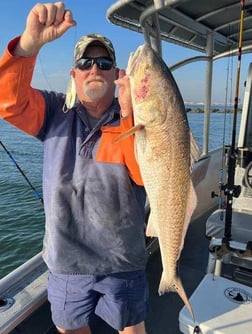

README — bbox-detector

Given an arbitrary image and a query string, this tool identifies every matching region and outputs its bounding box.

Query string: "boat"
[1,0,252,333]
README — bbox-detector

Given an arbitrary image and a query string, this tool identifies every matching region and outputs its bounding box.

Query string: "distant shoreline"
[185,106,242,113]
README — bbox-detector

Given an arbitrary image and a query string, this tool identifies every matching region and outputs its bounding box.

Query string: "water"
[0,111,241,279]
[0,120,44,278]
[187,111,239,151]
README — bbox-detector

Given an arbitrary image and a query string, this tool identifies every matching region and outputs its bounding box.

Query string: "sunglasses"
[75,57,114,71]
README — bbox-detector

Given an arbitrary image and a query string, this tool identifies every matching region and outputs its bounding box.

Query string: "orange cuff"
[96,115,143,186]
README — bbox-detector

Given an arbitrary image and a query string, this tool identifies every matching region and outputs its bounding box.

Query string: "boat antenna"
[0,140,43,205]
[223,0,245,240]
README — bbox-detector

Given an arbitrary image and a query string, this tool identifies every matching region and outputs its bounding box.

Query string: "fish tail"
[158,273,195,323]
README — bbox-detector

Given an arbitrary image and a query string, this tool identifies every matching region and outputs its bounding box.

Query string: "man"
[0,2,149,334]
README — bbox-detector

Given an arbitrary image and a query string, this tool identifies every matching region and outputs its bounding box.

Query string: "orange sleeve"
[96,114,143,186]
[0,37,45,136]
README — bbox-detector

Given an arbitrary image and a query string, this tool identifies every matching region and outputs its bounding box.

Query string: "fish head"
[126,44,169,127]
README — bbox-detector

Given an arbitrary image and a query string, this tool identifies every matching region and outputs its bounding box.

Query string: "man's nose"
[90,63,100,73]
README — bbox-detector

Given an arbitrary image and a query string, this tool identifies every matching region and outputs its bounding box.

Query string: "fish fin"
[159,273,195,323]
[190,131,201,171]
[179,180,198,254]
[185,180,198,224]
[145,212,158,237]
[113,124,144,143]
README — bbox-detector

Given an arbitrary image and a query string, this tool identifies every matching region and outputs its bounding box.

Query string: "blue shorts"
[47,270,150,331]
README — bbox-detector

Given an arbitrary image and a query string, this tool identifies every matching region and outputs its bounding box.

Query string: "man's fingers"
[53,2,67,26]
[63,10,76,26]
[31,3,48,25]
[45,3,60,26]
[115,74,129,86]
[31,2,74,27]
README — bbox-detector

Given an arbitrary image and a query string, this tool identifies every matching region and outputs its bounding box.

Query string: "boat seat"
[205,209,252,281]
[206,208,252,244]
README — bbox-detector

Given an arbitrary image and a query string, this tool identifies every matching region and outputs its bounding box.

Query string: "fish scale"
[126,43,199,322]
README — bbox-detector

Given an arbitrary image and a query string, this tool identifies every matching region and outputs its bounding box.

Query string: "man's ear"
[70,69,75,78]
[115,67,119,80]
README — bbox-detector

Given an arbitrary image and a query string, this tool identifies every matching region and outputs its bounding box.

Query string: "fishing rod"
[0,140,43,205]
[223,0,245,241]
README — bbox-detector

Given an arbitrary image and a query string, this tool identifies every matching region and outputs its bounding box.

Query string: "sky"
[0,0,251,105]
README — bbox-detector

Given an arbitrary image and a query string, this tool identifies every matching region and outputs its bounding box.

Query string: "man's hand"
[115,69,133,118]
[14,1,76,57]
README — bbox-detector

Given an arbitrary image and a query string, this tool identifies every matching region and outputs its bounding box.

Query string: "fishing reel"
[211,183,241,200]
[223,184,241,198]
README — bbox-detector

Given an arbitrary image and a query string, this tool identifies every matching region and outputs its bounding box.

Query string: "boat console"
[205,63,252,285]
[180,63,252,333]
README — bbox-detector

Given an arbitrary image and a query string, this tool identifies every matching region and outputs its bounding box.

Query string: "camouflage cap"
[74,33,116,65]
[63,34,116,111]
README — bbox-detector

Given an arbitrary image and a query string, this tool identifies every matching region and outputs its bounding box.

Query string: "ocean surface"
[0,109,241,279]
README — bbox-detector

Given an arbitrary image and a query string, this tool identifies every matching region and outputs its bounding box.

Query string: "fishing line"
[38,54,54,91]
[0,140,43,205]
[217,51,231,213]
[224,0,245,240]
[223,41,234,149]
[37,21,78,93]
[218,26,235,215]
[0,19,78,206]
[0,24,78,207]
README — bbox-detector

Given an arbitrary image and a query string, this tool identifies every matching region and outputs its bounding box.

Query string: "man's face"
[71,45,117,104]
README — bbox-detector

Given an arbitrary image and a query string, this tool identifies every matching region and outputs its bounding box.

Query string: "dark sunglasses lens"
[96,58,113,70]
[76,59,93,70]
[76,57,113,71]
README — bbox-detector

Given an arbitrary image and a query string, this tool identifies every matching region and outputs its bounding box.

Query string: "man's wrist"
[12,33,41,57]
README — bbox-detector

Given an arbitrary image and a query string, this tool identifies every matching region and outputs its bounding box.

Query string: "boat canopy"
[107,0,252,154]
[107,0,252,58]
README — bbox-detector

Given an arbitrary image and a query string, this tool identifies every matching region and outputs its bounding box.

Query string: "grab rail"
[0,252,48,334]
